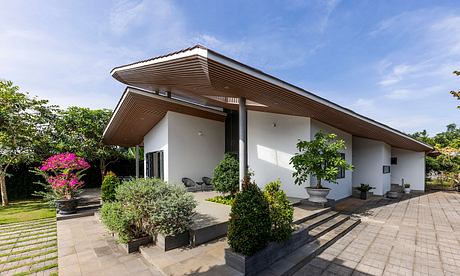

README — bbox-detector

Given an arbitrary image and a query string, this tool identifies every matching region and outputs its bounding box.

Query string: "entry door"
[146,151,164,180]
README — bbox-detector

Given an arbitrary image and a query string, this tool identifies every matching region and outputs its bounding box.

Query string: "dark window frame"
[383,165,391,174]
[146,150,164,180]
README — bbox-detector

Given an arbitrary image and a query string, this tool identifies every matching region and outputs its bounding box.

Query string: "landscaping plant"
[290,132,353,188]
[227,176,271,256]
[206,194,235,206]
[263,180,293,242]
[101,171,120,202]
[101,178,197,243]
[212,153,239,195]
[35,153,90,200]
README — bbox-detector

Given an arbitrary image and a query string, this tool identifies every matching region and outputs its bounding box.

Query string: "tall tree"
[54,107,122,179]
[451,71,460,108]
[0,80,55,206]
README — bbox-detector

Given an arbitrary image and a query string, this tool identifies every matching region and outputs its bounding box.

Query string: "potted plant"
[355,184,374,200]
[290,132,353,203]
[404,183,411,194]
[36,153,90,214]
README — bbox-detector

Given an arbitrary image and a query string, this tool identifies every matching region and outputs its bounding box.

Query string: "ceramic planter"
[404,188,411,194]
[306,187,331,203]
[56,198,79,214]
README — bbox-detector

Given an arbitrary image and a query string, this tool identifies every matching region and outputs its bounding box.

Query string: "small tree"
[0,80,55,206]
[212,153,239,195]
[290,132,353,189]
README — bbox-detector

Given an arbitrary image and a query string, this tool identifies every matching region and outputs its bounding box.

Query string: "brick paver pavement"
[296,191,460,276]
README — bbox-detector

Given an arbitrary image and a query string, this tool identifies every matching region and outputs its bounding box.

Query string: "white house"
[103,45,431,200]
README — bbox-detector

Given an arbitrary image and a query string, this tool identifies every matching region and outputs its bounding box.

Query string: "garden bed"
[119,235,153,254]
[225,227,309,275]
[155,231,190,251]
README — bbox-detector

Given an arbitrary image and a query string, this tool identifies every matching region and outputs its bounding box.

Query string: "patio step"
[261,217,361,276]
[293,207,332,225]
[296,210,339,230]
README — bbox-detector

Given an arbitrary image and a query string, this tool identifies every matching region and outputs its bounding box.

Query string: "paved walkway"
[57,216,162,276]
[0,218,58,275]
[296,191,460,276]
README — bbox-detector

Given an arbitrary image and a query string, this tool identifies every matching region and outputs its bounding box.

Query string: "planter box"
[225,227,309,275]
[119,236,153,254]
[156,231,190,251]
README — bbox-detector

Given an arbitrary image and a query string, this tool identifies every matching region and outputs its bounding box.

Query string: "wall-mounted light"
[198,131,203,136]
[272,122,277,128]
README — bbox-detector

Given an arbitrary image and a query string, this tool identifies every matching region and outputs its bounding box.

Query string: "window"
[391,157,397,165]
[146,150,164,180]
[383,165,391,174]
[337,153,346,179]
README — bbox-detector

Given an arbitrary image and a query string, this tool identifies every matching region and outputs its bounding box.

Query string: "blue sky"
[1,0,459,135]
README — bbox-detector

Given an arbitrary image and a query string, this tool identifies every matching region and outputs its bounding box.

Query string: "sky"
[1,0,459,135]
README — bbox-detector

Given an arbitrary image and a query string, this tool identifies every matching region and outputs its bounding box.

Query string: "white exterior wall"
[247,111,310,197]
[391,148,425,191]
[310,119,353,200]
[143,114,169,181]
[352,137,391,196]
[143,112,224,184]
[167,112,225,184]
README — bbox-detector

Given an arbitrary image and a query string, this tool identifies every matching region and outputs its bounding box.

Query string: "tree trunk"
[316,178,322,189]
[0,174,9,206]
[100,159,106,179]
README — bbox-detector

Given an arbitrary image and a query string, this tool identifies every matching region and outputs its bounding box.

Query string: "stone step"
[297,211,339,231]
[293,207,332,225]
[262,218,361,276]
[308,214,350,239]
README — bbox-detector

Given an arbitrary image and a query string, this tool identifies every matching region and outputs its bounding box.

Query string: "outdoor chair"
[182,177,202,192]
[202,177,214,191]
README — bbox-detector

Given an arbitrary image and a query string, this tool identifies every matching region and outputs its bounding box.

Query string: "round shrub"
[101,171,121,202]
[228,180,271,256]
[263,180,293,242]
[213,153,239,195]
[115,178,196,236]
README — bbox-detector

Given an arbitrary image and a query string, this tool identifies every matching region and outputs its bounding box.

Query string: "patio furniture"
[202,177,214,191]
[182,178,203,192]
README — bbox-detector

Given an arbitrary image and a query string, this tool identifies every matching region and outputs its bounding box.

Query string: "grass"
[0,241,57,257]
[0,200,55,224]
[0,229,56,242]
[426,179,456,190]
[0,255,58,273]
[0,248,57,265]
[206,195,235,206]
[13,263,58,276]
[0,233,56,247]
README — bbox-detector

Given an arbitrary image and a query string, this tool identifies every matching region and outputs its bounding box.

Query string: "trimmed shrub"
[263,180,293,242]
[228,178,271,256]
[101,171,121,202]
[212,153,239,195]
[206,195,234,206]
[100,178,197,242]
[100,201,142,243]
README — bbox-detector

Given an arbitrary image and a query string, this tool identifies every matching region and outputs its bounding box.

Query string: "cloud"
[109,0,147,35]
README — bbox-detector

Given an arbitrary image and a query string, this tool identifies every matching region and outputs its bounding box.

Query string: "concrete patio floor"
[296,191,460,276]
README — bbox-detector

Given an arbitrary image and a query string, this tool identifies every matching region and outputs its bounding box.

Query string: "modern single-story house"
[103,45,432,200]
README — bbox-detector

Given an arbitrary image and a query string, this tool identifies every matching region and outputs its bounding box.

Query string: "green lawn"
[0,200,56,224]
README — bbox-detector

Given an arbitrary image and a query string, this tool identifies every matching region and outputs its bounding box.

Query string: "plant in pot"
[290,132,353,203]
[404,183,411,194]
[35,153,90,214]
[355,184,374,200]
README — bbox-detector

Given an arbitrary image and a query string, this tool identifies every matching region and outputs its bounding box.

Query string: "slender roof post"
[135,145,140,179]
[239,97,248,191]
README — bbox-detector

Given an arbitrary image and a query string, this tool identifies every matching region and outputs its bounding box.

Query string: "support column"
[239,97,248,191]
[135,145,140,179]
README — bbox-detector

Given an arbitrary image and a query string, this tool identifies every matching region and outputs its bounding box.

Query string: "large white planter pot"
[306,187,331,203]
[404,188,411,194]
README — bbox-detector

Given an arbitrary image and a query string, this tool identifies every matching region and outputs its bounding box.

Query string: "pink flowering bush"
[38,153,90,200]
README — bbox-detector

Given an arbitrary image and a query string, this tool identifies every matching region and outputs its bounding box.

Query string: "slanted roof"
[103,87,226,147]
[106,45,432,152]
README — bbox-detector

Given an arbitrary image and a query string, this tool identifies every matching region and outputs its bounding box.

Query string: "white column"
[239,97,248,191]
[135,145,140,179]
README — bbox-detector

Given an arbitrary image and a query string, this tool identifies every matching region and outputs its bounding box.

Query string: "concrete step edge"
[293,207,332,225]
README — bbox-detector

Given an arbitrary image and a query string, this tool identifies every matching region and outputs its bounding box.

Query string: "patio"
[296,191,460,276]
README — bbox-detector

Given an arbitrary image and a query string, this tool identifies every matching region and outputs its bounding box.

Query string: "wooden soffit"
[109,45,432,152]
[103,87,226,147]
